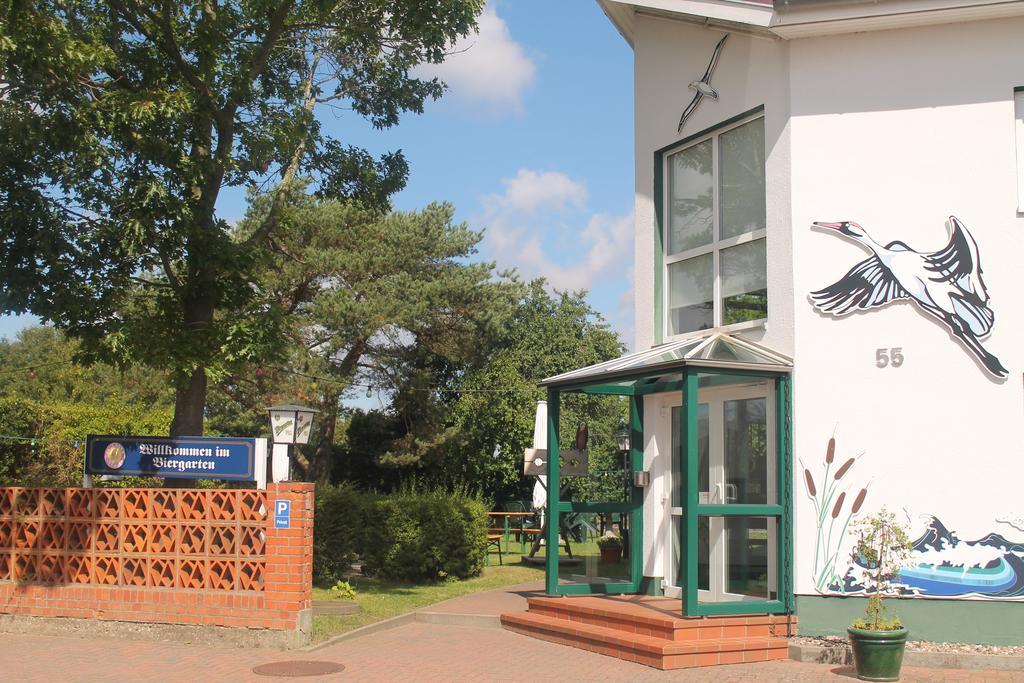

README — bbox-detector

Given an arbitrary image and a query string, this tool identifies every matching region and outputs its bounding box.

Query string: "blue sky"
[1,1,636,346]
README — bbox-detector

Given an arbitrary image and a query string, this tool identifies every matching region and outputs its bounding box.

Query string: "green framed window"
[654,106,768,344]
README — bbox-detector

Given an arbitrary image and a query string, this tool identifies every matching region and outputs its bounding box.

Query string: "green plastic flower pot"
[847,626,908,682]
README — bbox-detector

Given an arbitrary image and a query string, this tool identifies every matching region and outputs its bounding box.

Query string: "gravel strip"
[792,635,1024,656]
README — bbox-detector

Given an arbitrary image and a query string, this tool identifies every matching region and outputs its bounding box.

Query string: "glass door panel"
[699,516,778,603]
[693,382,778,607]
[667,403,707,597]
[556,508,633,586]
[549,393,643,595]
[725,517,777,601]
[723,398,772,505]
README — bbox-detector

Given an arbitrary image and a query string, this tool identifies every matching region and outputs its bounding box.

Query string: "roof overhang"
[597,0,1024,42]
[541,332,792,391]
[598,0,775,46]
[773,0,1024,37]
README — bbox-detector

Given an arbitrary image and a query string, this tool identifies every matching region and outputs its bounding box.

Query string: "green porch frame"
[540,333,794,617]
[544,387,645,595]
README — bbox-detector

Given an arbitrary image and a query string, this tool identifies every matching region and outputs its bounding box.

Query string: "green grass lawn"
[311,559,543,643]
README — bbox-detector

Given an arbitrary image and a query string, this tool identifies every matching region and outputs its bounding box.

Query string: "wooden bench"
[486,532,504,565]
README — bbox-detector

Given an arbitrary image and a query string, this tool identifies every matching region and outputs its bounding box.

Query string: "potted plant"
[597,534,623,563]
[847,507,915,682]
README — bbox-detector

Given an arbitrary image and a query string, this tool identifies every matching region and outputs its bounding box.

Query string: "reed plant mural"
[801,430,868,592]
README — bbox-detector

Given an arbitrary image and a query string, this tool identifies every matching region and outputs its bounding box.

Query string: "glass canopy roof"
[540,333,792,389]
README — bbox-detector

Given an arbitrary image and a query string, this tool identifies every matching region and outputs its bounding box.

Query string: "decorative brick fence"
[0,482,313,644]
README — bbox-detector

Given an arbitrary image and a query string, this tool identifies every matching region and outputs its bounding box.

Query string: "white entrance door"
[661,383,776,604]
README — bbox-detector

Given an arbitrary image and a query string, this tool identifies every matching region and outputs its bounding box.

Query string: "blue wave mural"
[834,517,1024,600]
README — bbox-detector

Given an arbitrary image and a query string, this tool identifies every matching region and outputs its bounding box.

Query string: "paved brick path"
[0,625,1019,682]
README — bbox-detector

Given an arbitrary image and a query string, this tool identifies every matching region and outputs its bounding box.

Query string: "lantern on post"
[616,425,631,454]
[268,404,318,445]
[616,420,632,471]
[266,404,319,481]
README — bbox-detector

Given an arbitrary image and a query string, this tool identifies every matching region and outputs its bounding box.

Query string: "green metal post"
[682,369,699,615]
[776,375,793,612]
[545,388,561,595]
[629,395,644,589]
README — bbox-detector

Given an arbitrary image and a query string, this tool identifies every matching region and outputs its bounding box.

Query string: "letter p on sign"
[274,500,291,529]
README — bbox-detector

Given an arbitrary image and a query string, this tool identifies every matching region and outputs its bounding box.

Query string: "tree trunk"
[165,287,215,488]
[170,368,207,436]
[310,401,338,484]
[163,368,206,489]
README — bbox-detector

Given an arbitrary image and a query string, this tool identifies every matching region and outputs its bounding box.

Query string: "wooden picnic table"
[486,510,578,562]
[486,511,540,559]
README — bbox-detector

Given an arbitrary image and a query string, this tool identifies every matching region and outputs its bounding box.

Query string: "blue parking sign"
[274,499,291,529]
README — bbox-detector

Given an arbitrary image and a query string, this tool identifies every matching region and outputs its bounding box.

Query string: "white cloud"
[419,3,536,115]
[480,169,632,292]
[485,169,588,215]
[477,168,634,345]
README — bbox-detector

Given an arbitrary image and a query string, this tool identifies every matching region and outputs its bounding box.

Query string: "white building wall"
[632,16,793,355]
[631,11,1024,602]
[789,17,1024,600]
[632,15,793,581]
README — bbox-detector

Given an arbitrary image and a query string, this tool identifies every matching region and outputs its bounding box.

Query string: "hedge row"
[313,484,488,585]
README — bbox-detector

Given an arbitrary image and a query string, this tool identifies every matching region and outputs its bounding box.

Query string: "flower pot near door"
[846,509,915,681]
[848,626,908,682]
[597,535,623,564]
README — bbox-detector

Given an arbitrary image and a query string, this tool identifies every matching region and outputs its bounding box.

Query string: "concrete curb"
[0,614,301,649]
[789,643,1024,672]
[301,611,417,652]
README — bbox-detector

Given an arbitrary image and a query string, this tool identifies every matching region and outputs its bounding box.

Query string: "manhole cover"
[252,661,345,677]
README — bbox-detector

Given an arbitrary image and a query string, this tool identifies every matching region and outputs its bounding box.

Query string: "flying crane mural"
[809,217,1007,379]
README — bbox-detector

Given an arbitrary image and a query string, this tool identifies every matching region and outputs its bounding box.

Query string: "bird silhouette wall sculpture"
[677,34,728,133]
[809,217,1007,379]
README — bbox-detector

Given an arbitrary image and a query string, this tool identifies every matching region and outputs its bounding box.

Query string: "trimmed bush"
[0,397,173,487]
[313,483,372,585]
[361,489,488,582]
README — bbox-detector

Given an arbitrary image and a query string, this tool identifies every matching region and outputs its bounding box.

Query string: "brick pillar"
[264,482,315,640]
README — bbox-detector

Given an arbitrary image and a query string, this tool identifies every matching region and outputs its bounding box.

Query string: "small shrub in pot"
[847,507,914,682]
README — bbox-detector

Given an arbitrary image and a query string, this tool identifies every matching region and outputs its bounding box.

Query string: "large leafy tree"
[443,280,626,500]
[0,326,172,407]
[0,0,483,435]
[338,280,626,498]
[225,190,506,482]
[0,326,173,485]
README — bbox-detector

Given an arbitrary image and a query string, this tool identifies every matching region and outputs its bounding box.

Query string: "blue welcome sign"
[85,435,256,481]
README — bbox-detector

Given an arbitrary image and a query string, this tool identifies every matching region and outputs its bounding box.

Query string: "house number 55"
[876,348,904,368]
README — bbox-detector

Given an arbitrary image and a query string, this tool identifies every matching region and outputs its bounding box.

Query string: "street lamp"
[615,425,631,454]
[615,421,632,559]
[266,404,319,481]
[267,404,319,445]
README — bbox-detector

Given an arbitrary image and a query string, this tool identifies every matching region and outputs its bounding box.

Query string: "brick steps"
[500,596,793,670]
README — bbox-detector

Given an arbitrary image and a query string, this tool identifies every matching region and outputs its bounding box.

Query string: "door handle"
[725,483,738,503]
[714,483,722,504]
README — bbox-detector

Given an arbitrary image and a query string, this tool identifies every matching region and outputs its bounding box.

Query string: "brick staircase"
[500,595,794,670]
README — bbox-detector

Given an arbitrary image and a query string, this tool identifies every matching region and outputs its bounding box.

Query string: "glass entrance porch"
[539,333,793,617]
